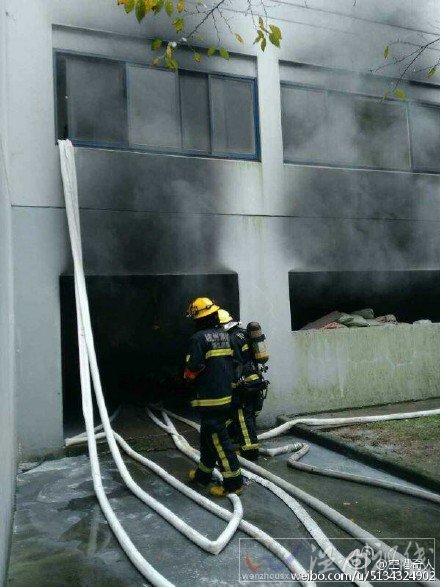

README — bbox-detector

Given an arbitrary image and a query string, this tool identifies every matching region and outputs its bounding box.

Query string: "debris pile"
[301,309,434,331]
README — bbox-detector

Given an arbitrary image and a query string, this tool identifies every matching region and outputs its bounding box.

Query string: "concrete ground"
[280,397,440,490]
[7,419,440,586]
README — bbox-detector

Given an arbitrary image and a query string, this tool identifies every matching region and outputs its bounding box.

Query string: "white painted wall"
[0,0,16,581]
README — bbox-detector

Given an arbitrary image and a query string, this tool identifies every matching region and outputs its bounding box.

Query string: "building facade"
[1,4,440,575]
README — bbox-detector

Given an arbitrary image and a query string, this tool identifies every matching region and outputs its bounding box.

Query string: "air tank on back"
[246,322,269,364]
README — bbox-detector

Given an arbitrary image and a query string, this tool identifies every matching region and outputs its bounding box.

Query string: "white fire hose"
[60,139,439,586]
[60,140,247,585]
[150,409,371,587]
[160,408,440,587]
[60,139,314,587]
[65,406,121,446]
[287,450,440,505]
[258,410,440,441]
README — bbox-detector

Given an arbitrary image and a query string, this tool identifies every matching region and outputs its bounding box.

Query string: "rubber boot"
[209,485,243,498]
[188,469,209,489]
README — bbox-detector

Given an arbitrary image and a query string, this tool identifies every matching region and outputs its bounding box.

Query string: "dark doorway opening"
[289,270,440,331]
[60,273,239,436]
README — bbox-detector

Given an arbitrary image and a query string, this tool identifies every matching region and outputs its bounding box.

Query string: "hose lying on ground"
[151,409,373,587]
[260,443,303,456]
[258,409,440,441]
[60,140,317,586]
[60,140,173,587]
[152,406,298,457]
[60,138,440,586]
[161,407,440,587]
[287,449,440,505]
[65,406,121,446]
[68,421,319,586]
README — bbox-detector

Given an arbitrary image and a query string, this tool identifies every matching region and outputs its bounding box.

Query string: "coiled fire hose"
[160,408,440,587]
[148,409,372,587]
[60,140,247,586]
[60,139,315,587]
[60,139,439,586]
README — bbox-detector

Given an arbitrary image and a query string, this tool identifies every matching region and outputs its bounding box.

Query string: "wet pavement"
[7,426,440,586]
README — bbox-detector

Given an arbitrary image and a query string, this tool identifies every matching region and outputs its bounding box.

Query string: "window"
[62,56,126,145]
[180,72,211,152]
[410,103,440,171]
[281,86,328,163]
[211,77,256,155]
[56,53,259,160]
[288,270,440,331]
[281,84,411,171]
[127,65,180,149]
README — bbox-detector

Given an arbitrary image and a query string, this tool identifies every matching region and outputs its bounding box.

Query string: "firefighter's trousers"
[228,395,260,461]
[194,410,243,491]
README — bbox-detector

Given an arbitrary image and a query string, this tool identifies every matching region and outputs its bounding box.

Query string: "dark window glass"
[56,56,68,140]
[180,72,210,152]
[281,86,328,162]
[352,97,409,169]
[211,77,256,155]
[281,84,411,170]
[65,56,126,144]
[127,65,180,149]
[410,103,440,170]
[56,53,258,159]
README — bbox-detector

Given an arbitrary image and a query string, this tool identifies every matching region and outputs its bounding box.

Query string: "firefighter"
[184,297,243,497]
[218,309,267,462]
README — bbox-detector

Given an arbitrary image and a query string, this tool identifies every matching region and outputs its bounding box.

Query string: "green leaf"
[384,45,390,59]
[173,17,184,31]
[177,0,185,12]
[153,0,164,15]
[394,88,406,99]
[269,32,280,47]
[124,0,135,13]
[207,47,216,56]
[151,38,163,51]
[165,0,174,16]
[152,56,162,66]
[269,24,282,39]
[219,48,230,60]
[253,30,264,44]
[135,0,146,21]
[165,56,178,70]
[193,52,201,62]
[428,66,437,78]
[261,37,267,51]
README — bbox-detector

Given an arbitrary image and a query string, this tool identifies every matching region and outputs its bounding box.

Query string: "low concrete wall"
[266,324,440,418]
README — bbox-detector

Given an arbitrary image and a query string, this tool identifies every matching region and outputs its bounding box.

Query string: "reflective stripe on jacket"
[185,327,234,411]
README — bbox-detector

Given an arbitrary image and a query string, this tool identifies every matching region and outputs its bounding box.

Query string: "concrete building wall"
[0,0,16,581]
[4,0,440,458]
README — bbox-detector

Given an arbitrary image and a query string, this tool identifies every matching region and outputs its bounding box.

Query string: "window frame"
[54,49,261,162]
[280,79,440,174]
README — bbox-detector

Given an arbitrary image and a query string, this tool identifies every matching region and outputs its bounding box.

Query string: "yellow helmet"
[186,297,220,320]
[218,309,233,325]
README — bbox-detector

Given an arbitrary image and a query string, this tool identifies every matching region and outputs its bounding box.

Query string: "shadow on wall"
[60,273,239,434]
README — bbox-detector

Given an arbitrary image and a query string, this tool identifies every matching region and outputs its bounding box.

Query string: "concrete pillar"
[0,0,16,580]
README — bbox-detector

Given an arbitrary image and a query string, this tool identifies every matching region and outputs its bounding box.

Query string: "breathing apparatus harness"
[230,321,270,403]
